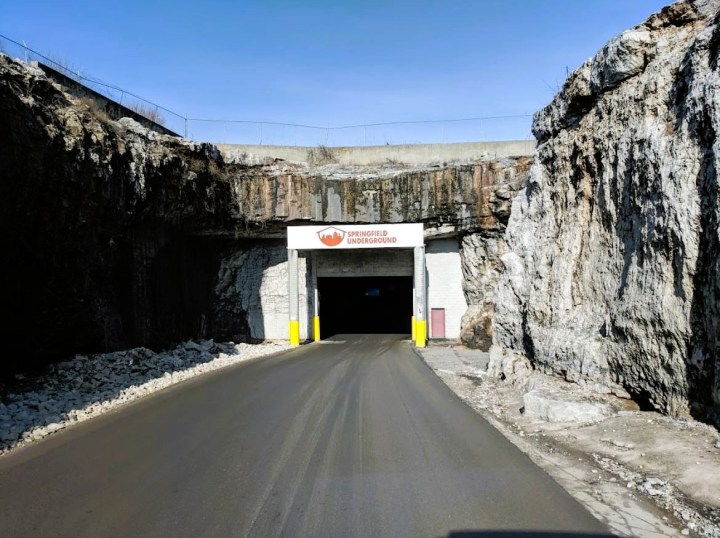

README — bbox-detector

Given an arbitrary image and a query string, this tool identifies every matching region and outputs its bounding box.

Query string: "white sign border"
[287,223,424,250]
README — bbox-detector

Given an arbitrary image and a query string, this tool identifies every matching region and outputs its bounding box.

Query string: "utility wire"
[0,32,533,132]
[186,114,533,130]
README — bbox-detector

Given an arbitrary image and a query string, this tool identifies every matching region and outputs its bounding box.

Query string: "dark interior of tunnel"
[318,276,413,338]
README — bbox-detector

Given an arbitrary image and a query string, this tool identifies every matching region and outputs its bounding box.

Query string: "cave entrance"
[317,276,413,338]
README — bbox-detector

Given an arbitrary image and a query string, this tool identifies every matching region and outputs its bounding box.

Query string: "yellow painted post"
[289,248,300,346]
[313,316,321,341]
[289,320,300,346]
[415,319,427,348]
[413,245,427,348]
[411,315,416,341]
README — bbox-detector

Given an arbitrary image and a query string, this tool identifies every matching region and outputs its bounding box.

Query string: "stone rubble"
[0,340,290,456]
[594,454,719,538]
[522,389,614,423]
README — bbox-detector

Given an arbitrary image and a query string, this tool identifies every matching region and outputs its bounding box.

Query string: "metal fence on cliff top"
[0,34,534,146]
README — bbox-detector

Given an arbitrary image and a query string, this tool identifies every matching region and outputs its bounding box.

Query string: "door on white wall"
[431,308,445,338]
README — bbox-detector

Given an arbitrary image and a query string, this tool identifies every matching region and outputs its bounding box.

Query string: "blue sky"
[2,0,670,145]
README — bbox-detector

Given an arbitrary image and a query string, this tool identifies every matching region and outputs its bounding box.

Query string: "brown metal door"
[431,308,445,338]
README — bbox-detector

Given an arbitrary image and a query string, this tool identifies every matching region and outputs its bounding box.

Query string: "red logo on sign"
[318,226,346,247]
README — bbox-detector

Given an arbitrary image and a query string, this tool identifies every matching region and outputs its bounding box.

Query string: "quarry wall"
[491,0,720,423]
[224,157,530,235]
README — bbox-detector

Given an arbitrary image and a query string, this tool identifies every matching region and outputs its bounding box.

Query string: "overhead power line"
[0,32,533,135]
[185,114,533,131]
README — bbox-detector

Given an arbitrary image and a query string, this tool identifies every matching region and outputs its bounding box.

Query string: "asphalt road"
[0,335,611,537]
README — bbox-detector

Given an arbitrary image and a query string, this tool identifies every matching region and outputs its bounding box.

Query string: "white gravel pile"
[0,339,291,455]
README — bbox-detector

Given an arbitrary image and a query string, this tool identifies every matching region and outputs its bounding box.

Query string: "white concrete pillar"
[412,282,417,341]
[413,245,426,347]
[310,252,320,341]
[313,286,320,341]
[288,248,300,346]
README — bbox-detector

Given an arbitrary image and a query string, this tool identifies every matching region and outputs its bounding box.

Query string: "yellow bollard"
[289,320,300,346]
[313,316,321,342]
[415,320,427,348]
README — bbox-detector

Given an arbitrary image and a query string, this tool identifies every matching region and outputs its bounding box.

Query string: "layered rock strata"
[492,0,720,422]
[226,157,531,235]
[459,234,509,349]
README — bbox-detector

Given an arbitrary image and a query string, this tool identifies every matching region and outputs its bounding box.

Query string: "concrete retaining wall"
[218,140,536,166]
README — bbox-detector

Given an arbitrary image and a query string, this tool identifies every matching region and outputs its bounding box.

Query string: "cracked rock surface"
[492,0,720,421]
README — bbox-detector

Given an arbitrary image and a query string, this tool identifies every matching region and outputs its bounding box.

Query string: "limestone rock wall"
[213,242,311,342]
[456,158,527,349]
[0,54,237,375]
[492,0,720,422]
[459,233,508,350]
[228,157,531,235]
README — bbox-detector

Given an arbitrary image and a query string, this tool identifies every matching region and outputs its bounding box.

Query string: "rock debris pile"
[0,340,289,455]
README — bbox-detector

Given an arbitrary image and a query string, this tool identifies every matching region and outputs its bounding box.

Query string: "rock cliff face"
[492,0,720,422]
[225,157,530,236]
[0,54,527,377]
[459,233,509,349]
[0,56,240,376]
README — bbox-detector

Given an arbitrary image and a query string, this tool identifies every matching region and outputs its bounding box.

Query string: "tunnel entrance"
[318,276,413,338]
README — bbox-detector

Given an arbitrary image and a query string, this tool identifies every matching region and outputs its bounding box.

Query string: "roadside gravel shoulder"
[416,343,720,538]
[0,340,291,456]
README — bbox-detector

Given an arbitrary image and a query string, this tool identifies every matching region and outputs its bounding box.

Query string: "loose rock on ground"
[0,339,290,455]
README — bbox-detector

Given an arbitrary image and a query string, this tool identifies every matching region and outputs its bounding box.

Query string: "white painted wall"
[425,239,468,339]
[238,241,465,341]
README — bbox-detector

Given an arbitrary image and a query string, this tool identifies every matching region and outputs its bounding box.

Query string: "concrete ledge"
[218,140,536,166]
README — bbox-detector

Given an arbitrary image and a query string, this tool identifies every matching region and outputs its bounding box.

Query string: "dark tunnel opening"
[318,276,413,338]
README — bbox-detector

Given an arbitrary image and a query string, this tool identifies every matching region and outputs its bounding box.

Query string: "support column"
[414,245,426,347]
[411,283,416,341]
[288,249,300,346]
[313,286,320,341]
[310,252,320,342]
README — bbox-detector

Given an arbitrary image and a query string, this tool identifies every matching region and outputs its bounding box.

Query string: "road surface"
[0,335,611,536]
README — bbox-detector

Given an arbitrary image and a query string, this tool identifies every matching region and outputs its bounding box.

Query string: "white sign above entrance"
[287,223,423,250]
